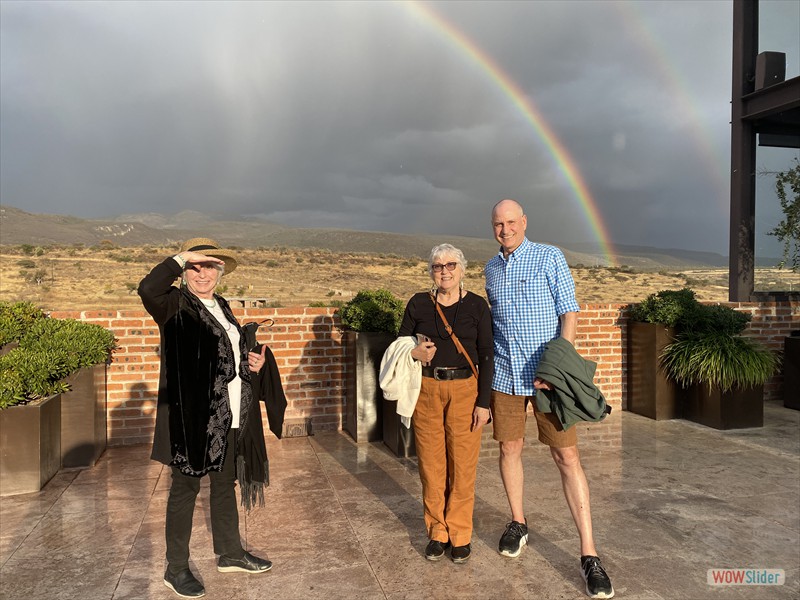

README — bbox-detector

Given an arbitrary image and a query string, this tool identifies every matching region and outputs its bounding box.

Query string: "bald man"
[484,199,614,599]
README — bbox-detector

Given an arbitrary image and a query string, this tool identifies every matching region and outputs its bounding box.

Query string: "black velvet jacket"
[138,257,286,508]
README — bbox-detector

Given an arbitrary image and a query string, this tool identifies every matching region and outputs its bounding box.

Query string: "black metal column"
[729,0,758,301]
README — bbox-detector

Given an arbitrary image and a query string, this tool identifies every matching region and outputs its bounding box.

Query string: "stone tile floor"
[1,401,798,599]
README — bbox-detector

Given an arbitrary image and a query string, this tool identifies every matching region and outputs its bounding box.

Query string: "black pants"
[165,429,244,571]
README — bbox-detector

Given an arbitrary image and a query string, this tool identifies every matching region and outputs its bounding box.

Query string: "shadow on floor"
[1,400,798,599]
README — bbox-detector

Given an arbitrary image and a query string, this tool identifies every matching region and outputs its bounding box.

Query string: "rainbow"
[406,1,618,265]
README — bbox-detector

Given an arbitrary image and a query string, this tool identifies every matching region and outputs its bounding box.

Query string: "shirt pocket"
[518,273,549,302]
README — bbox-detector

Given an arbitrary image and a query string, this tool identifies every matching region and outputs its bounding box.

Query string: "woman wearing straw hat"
[139,238,278,598]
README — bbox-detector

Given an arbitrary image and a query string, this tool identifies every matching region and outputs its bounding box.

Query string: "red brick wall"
[723,302,799,400]
[50,301,798,450]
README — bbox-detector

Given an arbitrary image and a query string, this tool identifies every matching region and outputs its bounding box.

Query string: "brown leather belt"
[422,366,473,381]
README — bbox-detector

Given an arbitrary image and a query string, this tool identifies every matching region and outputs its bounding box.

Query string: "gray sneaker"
[498,520,528,557]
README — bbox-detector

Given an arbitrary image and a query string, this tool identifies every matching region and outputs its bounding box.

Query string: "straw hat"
[179,238,239,274]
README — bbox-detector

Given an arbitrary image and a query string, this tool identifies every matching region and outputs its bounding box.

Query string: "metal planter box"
[343,331,394,443]
[382,396,416,458]
[626,321,681,420]
[0,394,62,496]
[60,363,107,468]
[683,383,764,430]
[783,335,799,410]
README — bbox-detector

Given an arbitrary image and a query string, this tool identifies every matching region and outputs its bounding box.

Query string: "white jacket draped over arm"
[379,336,422,429]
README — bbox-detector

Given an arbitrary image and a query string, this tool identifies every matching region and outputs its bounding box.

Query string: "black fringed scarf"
[164,290,269,510]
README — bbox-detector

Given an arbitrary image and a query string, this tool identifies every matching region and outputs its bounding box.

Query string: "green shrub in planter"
[679,302,752,336]
[0,307,115,409]
[626,289,700,420]
[660,303,779,393]
[339,289,404,334]
[0,301,46,347]
[339,289,404,444]
[20,318,116,372]
[0,347,73,408]
[629,288,697,326]
[628,289,780,423]
[631,288,753,337]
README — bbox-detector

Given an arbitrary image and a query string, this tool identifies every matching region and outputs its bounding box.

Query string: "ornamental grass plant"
[656,297,780,393]
[660,331,779,393]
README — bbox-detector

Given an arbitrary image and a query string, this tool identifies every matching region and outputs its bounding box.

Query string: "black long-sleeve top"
[398,291,494,408]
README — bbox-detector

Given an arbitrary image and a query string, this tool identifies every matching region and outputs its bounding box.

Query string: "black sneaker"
[163,568,205,598]
[425,539,450,561]
[451,544,471,564]
[498,520,528,557]
[581,555,614,599]
[217,551,273,573]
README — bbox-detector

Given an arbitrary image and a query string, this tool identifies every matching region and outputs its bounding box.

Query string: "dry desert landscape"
[1,244,798,311]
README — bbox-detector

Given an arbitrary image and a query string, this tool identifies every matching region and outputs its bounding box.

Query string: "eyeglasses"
[431,262,458,273]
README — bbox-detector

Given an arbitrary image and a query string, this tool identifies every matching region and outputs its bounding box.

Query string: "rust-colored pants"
[412,375,482,547]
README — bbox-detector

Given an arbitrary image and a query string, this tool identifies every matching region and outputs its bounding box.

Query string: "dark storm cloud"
[1,0,798,255]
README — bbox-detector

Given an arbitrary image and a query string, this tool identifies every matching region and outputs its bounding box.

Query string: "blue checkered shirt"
[484,238,580,396]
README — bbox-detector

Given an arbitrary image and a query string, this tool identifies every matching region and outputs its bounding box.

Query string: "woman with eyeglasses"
[396,243,494,563]
[138,238,278,598]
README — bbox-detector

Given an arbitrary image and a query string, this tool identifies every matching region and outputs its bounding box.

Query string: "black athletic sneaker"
[581,555,614,599]
[498,520,528,557]
[425,539,450,561]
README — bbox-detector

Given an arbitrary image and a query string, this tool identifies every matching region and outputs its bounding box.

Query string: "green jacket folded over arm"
[534,337,611,430]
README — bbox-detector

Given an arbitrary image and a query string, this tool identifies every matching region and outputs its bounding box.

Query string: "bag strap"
[430,293,479,379]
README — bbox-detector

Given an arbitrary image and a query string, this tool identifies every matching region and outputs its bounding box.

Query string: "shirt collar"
[499,237,532,262]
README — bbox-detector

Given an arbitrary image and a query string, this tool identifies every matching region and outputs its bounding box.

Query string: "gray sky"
[1,0,798,258]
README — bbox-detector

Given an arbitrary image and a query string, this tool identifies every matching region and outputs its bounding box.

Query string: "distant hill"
[0,204,775,269]
[564,242,730,268]
[0,205,173,246]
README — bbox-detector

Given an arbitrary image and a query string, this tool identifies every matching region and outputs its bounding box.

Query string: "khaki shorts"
[490,389,578,448]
